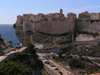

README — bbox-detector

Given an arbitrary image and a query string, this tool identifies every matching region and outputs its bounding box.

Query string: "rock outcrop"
[0,40,15,55]
[15,25,31,46]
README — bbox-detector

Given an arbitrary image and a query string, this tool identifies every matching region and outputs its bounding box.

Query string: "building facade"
[78,11,90,20]
[90,13,100,20]
[67,13,77,18]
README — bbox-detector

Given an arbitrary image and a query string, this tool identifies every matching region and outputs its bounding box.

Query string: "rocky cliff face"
[0,40,15,55]
[15,18,75,46]
[15,26,31,46]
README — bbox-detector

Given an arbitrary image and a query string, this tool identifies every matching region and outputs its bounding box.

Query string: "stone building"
[48,15,53,21]
[38,13,44,16]
[78,11,90,20]
[33,15,43,22]
[23,14,34,23]
[90,13,100,20]
[67,13,77,18]
[16,15,23,24]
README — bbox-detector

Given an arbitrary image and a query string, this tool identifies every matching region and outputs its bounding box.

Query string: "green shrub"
[83,31,89,34]
[96,20,100,22]
[93,32,99,37]
[55,56,63,62]
[57,39,72,45]
[43,46,58,51]
[90,20,95,23]
[11,52,31,62]
[83,31,93,35]
[55,68,58,70]
[0,42,43,75]
[13,23,16,28]
[0,38,4,42]
[84,65,96,73]
[86,59,93,63]
[83,31,94,35]
[9,41,12,44]
[59,71,63,75]
[34,21,39,23]
[83,31,99,37]
[68,58,85,69]
[44,18,48,21]
[97,60,100,63]
[65,34,72,39]
[0,60,32,75]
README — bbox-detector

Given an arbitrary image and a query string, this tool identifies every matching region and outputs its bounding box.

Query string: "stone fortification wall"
[76,20,100,33]
[23,22,33,32]
[33,18,75,35]
[16,15,23,25]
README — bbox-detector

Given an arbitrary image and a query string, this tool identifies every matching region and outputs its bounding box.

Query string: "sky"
[0,0,100,24]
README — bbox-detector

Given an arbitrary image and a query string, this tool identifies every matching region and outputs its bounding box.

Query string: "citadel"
[16,9,100,35]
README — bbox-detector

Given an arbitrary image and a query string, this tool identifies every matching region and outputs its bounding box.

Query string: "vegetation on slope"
[32,32,72,48]
[62,45,100,57]
[83,31,99,37]
[53,54,100,74]
[52,43,100,74]
[0,42,44,75]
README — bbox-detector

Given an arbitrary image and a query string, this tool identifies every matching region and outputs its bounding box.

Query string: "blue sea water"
[0,24,21,48]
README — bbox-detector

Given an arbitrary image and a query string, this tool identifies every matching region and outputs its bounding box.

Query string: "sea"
[0,24,21,48]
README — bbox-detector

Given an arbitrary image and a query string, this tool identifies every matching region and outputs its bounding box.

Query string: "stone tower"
[60,9,63,14]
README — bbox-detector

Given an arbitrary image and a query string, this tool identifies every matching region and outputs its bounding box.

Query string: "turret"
[16,15,23,24]
[60,9,63,14]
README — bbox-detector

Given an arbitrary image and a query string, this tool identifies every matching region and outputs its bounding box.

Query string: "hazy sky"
[0,0,100,24]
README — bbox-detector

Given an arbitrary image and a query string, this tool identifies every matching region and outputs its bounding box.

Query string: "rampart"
[76,20,100,33]
[32,18,75,35]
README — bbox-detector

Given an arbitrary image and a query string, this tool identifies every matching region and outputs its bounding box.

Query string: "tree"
[0,42,44,75]
[93,32,99,37]
[57,51,63,58]
[11,52,31,62]
[0,60,32,75]
[0,38,4,42]
[9,41,12,44]
[13,23,16,28]
[68,58,85,69]
[26,42,38,59]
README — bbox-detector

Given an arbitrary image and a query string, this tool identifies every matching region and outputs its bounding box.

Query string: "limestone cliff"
[15,25,31,46]
[0,40,15,55]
